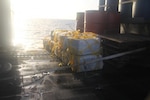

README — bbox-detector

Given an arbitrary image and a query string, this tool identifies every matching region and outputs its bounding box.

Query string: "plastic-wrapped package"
[50,41,62,58]
[58,34,71,51]
[45,30,103,72]
[61,50,70,65]
[43,36,51,52]
[69,54,103,72]
[68,37,100,55]
[51,30,69,42]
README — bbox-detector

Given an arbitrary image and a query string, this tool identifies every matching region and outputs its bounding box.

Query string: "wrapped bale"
[69,54,103,72]
[50,30,70,58]
[51,30,69,42]
[43,36,51,52]
[68,37,100,55]
[67,32,103,72]
[54,46,62,58]
[50,40,55,54]
[51,41,62,58]
[61,49,70,65]
[50,30,103,72]
[58,32,73,50]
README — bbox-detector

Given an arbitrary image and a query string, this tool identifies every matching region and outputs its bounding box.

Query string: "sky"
[11,0,99,19]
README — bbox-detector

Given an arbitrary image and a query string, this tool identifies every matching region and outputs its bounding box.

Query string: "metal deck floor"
[0,48,150,100]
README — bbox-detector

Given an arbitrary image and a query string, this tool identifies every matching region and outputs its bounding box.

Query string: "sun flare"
[11,0,99,48]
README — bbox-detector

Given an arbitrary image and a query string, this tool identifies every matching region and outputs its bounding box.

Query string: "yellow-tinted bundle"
[43,30,103,72]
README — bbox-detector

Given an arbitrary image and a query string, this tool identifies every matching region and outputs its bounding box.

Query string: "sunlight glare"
[11,0,99,48]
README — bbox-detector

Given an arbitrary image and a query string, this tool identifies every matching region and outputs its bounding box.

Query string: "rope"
[73,47,146,68]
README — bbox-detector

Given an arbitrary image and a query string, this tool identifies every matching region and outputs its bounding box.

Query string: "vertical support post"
[0,0,12,49]
[99,0,105,11]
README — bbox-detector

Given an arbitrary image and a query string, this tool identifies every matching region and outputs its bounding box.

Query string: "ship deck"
[0,47,150,100]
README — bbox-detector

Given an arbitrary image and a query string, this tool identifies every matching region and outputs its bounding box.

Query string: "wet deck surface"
[0,48,150,100]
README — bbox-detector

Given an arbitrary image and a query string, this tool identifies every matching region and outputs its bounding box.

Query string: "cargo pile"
[43,30,103,72]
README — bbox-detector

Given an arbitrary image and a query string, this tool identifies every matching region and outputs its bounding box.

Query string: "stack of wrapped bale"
[46,30,103,72]
[50,30,72,59]
[67,31,103,72]
[57,31,74,64]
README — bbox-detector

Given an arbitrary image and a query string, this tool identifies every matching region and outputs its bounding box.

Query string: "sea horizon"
[13,18,77,49]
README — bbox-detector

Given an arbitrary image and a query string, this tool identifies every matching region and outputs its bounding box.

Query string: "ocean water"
[14,19,76,50]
